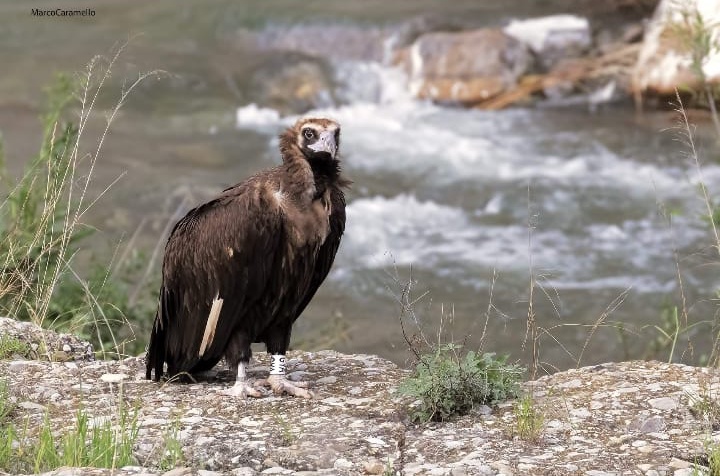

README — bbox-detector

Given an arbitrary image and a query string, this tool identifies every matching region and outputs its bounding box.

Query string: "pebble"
[260,468,288,475]
[648,396,677,411]
[162,468,193,476]
[363,459,386,475]
[333,458,353,470]
[99,372,128,383]
[18,401,45,411]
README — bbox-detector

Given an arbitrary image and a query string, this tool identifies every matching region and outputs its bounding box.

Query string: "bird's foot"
[221,379,267,398]
[258,374,314,399]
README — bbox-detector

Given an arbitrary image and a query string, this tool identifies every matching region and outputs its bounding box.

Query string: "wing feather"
[292,187,346,321]
[147,183,284,378]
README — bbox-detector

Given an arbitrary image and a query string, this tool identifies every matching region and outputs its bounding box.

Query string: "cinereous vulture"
[146,117,350,398]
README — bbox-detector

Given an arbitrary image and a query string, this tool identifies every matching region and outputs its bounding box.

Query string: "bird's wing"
[156,185,285,371]
[292,188,346,320]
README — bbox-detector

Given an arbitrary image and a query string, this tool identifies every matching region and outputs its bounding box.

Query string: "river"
[1,0,718,372]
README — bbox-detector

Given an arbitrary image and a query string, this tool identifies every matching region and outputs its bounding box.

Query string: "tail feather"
[145,313,165,381]
[146,289,168,381]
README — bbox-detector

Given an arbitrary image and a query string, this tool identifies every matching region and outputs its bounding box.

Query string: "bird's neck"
[308,157,341,182]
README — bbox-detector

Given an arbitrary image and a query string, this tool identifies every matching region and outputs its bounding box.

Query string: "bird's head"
[280,117,341,163]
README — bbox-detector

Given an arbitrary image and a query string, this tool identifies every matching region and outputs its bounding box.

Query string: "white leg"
[221,361,265,398]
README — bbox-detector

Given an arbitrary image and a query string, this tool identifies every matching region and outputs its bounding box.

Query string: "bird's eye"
[303,129,315,140]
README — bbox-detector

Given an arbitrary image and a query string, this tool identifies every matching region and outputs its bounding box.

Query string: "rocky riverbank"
[0,318,718,475]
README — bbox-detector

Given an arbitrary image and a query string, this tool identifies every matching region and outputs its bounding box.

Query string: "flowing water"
[1,0,718,371]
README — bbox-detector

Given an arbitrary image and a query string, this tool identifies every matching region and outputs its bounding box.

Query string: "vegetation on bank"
[0,57,160,360]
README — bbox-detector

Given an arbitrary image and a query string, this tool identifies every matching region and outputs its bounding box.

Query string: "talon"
[221,380,266,398]
[259,375,314,399]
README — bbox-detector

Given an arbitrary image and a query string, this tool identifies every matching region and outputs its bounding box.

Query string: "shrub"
[399,344,524,422]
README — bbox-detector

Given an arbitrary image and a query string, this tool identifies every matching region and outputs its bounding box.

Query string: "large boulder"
[404,28,534,105]
[247,52,338,115]
[633,0,720,97]
[503,14,593,71]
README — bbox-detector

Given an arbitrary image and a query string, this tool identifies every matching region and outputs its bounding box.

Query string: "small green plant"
[0,394,139,473]
[514,394,544,442]
[59,404,139,468]
[689,379,720,431]
[0,335,30,360]
[400,344,524,422]
[709,443,720,476]
[158,416,184,470]
[383,458,396,476]
[272,412,296,447]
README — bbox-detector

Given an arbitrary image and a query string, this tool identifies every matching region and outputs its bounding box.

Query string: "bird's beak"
[307,130,338,159]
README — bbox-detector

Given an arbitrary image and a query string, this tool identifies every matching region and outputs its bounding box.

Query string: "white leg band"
[269,354,286,375]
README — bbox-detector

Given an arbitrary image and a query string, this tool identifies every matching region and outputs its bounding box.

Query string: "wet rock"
[633,0,720,97]
[503,14,592,70]
[247,52,337,115]
[404,28,533,105]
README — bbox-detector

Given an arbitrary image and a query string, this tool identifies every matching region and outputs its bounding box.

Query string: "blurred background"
[1,0,719,373]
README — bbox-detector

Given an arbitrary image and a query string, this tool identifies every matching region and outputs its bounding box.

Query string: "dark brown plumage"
[145,117,350,398]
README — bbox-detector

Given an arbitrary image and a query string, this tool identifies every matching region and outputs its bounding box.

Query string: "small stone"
[8,361,27,371]
[629,415,665,434]
[287,371,308,381]
[62,343,72,352]
[181,416,203,425]
[317,375,337,384]
[668,458,691,470]
[100,373,128,383]
[648,397,677,411]
[334,458,353,470]
[673,470,694,476]
[363,459,386,475]
[450,468,468,476]
[51,350,70,361]
[558,378,583,389]
[198,471,223,476]
[570,407,591,419]
[163,468,193,476]
[231,469,257,476]
[197,436,215,445]
[366,436,387,447]
[261,468,287,475]
[18,401,45,411]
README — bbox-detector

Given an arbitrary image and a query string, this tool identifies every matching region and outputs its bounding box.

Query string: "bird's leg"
[257,354,314,399]
[221,361,265,398]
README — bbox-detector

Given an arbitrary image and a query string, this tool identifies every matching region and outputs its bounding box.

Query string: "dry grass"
[0,42,165,358]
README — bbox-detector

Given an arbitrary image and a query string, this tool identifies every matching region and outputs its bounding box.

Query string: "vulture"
[145,117,350,398]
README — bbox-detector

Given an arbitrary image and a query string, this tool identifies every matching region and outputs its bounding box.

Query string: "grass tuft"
[514,393,544,442]
[0,390,140,473]
[0,334,31,360]
[158,416,184,471]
